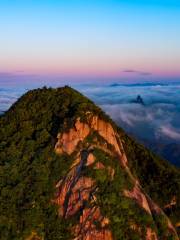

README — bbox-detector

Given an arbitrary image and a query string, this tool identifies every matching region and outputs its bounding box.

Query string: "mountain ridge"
[0,86,179,240]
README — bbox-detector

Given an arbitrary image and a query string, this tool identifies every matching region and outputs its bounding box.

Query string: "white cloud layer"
[1,82,180,144]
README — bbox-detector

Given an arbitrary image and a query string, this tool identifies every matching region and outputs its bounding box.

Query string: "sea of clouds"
[79,83,180,145]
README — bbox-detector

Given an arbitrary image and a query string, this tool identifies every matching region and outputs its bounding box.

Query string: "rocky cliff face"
[54,114,179,240]
[55,115,128,168]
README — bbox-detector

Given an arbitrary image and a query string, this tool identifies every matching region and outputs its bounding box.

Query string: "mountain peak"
[0,87,179,240]
[131,95,145,105]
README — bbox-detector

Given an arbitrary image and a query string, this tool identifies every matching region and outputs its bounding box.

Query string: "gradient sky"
[0,0,180,83]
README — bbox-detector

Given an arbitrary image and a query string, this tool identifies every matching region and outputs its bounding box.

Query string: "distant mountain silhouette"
[131,95,145,105]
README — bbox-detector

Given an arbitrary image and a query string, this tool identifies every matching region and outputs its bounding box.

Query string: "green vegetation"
[0,142,73,239]
[83,148,156,239]
[121,133,180,227]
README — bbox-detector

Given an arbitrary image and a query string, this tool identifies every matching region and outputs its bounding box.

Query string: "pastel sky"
[0,0,180,82]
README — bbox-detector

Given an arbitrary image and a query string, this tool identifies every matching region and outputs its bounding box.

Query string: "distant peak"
[131,95,145,105]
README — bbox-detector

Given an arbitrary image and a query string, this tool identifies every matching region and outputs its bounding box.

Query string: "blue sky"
[0,0,180,83]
